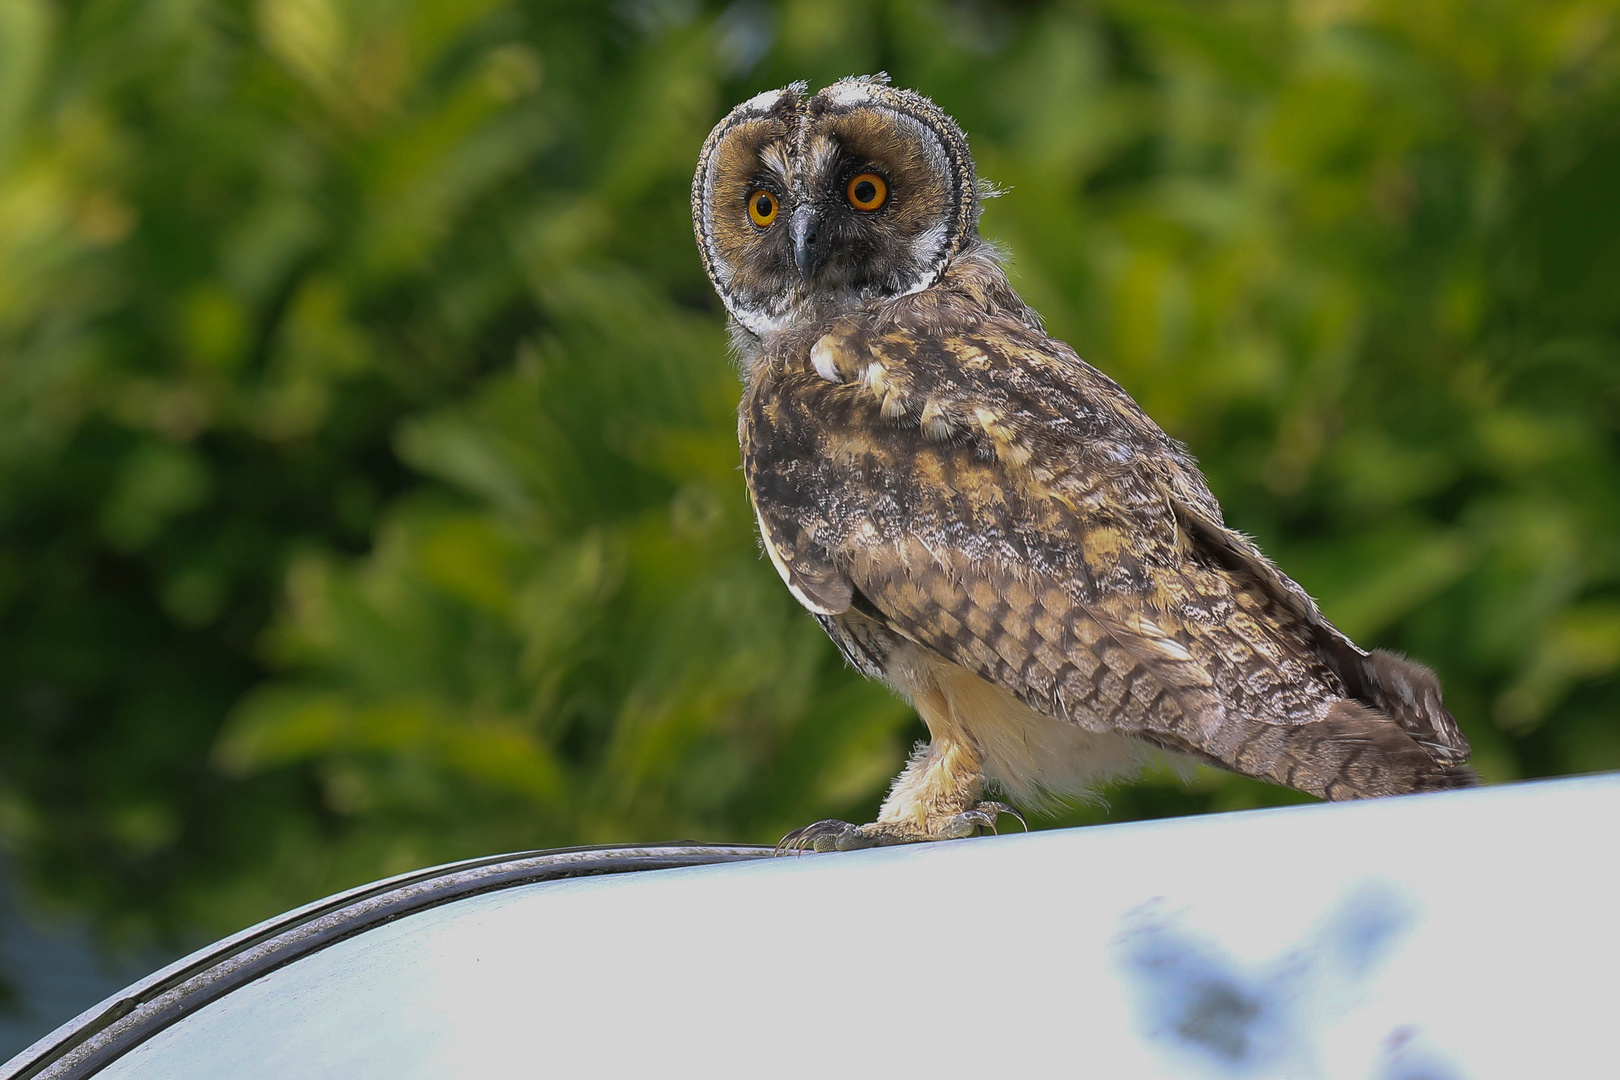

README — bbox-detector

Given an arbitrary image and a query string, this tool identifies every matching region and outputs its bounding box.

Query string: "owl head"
[692,75,980,338]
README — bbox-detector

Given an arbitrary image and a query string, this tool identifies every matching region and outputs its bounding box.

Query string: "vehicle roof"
[5,773,1617,1079]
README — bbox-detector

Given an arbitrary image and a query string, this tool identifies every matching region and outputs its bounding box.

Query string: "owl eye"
[846,172,888,211]
[747,190,778,227]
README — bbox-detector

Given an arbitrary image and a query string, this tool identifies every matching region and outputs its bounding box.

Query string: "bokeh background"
[2,0,1618,1052]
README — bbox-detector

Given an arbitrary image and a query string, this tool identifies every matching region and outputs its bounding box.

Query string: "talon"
[775,819,863,855]
[774,825,811,856]
[975,801,1029,833]
[959,809,996,833]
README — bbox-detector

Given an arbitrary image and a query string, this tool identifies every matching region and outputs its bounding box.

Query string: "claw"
[958,809,996,833]
[775,824,811,855]
[976,801,1029,833]
[774,819,862,856]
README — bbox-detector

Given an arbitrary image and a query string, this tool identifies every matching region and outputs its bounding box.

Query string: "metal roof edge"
[2,843,772,1080]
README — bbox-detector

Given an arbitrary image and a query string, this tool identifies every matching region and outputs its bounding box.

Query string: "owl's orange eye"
[847,172,887,211]
[747,190,778,227]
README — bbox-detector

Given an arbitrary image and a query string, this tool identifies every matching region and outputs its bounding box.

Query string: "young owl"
[692,75,1476,852]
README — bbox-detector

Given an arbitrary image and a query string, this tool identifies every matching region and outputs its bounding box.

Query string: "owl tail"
[1266,699,1480,801]
[1355,650,1473,766]
[1321,647,1477,764]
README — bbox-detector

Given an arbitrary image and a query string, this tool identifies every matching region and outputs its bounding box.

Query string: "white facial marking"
[737,304,791,339]
[908,222,948,270]
[807,135,839,184]
[759,142,792,188]
[825,82,879,107]
[738,87,784,113]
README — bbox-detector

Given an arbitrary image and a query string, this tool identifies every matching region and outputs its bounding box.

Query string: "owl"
[692,76,1475,852]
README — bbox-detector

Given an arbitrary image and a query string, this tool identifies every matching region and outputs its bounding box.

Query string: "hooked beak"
[791,206,825,281]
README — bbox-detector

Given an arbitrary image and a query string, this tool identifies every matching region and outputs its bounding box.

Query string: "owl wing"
[742,313,1470,798]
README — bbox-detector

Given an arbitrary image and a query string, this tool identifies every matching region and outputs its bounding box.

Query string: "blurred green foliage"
[0,0,1617,951]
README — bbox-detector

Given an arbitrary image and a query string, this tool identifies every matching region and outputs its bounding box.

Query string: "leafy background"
[1,0,1617,1043]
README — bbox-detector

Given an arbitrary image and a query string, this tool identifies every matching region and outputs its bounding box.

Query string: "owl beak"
[791,206,824,281]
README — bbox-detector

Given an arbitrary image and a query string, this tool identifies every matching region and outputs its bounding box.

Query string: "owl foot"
[774,801,1027,854]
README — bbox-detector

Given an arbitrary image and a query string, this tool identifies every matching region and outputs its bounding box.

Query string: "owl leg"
[775,680,1027,853]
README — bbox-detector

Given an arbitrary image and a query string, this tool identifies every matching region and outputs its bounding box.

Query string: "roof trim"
[3,843,772,1080]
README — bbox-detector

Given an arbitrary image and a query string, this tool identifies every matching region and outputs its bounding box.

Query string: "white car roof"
[7,773,1617,1079]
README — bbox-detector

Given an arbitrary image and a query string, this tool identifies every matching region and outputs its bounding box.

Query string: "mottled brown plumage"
[693,76,1474,852]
